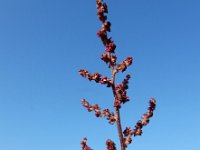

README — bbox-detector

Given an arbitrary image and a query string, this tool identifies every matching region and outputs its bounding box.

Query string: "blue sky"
[0,0,200,149]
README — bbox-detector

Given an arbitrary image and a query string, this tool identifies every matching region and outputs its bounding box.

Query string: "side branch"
[123,98,156,147]
[79,69,112,87]
[115,57,133,73]
[82,99,116,124]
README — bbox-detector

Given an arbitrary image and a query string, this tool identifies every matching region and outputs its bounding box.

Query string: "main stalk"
[111,69,126,150]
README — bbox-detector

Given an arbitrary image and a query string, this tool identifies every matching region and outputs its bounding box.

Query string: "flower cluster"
[96,0,116,54]
[123,127,134,146]
[80,137,92,150]
[106,139,117,150]
[105,38,116,53]
[123,98,156,147]
[116,57,133,73]
[122,74,131,90]
[101,53,117,67]
[114,75,131,108]
[82,99,116,124]
[79,69,112,87]
[114,84,129,108]
[141,98,156,126]
[96,0,108,22]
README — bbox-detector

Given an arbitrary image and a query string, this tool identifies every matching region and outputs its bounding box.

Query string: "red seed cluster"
[106,139,117,150]
[82,99,116,124]
[97,29,108,45]
[102,21,111,32]
[80,137,92,150]
[97,1,108,22]
[114,83,129,108]
[134,98,156,136]
[141,98,156,126]
[96,0,116,54]
[113,75,131,108]
[79,69,112,87]
[123,127,134,146]
[122,74,131,90]
[123,98,156,147]
[116,57,133,73]
[105,38,116,53]
[101,53,117,67]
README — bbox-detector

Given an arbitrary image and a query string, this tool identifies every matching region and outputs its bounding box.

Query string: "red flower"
[102,21,111,32]
[105,41,116,53]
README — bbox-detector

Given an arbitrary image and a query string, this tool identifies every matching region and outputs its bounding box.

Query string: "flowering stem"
[79,1,156,149]
[111,68,126,150]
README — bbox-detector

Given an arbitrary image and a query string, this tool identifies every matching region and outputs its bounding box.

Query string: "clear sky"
[0,0,200,150]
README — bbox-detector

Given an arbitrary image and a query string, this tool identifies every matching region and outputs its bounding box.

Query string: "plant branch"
[111,68,126,150]
[79,1,156,149]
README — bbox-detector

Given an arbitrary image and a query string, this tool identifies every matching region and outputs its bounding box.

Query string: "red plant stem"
[116,108,126,150]
[111,68,126,150]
